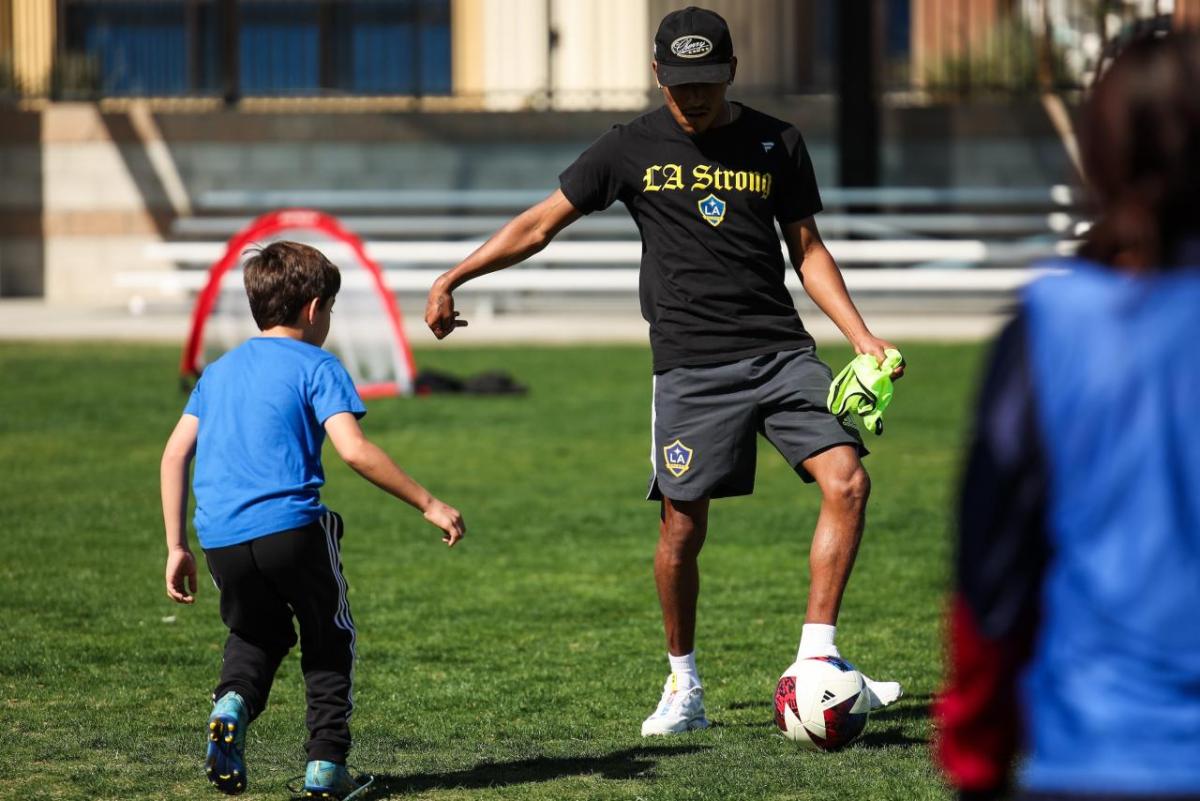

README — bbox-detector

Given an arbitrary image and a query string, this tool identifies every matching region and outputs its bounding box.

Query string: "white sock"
[668,651,700,689]
[797,623,841,660]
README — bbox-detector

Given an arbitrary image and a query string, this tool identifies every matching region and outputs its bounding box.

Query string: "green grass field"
[0,340,986,801]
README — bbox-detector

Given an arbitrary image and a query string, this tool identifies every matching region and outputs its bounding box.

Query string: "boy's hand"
[423,499,467,547]
[165,548,198,603]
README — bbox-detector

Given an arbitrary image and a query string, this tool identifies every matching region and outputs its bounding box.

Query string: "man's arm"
[161,414,199,604]
[324,412,466,546]
[781,217,904,378]
[425,189,583,339]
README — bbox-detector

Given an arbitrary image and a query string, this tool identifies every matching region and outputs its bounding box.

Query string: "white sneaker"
[861,674,903,710]
[640,674,710,736]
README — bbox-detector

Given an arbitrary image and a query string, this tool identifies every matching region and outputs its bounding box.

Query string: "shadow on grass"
[369,745,709,796]
[868,694,931,725]
[856,727,927,749]
[858,694,932,750]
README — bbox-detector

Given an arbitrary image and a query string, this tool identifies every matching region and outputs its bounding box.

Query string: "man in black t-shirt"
[426,6,905,736]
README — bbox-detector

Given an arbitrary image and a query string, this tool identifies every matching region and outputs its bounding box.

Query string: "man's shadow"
[369,744,707,796]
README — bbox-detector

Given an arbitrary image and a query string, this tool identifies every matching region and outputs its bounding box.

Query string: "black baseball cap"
[653,6,734,86]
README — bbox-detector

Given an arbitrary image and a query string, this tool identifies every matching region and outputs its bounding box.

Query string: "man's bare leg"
[799,445,902,708]
[655,496,709,655]
[642,496,712,735]
[802,446,869,624]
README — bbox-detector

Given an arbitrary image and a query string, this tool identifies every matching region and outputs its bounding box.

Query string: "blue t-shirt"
[1020,262,1200,794]
[183,337,366,549]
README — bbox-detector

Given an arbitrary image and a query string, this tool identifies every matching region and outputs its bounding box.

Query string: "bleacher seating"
[119,186,1087,311]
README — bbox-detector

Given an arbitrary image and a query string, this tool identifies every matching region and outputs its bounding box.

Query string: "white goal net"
[183,210,416,398]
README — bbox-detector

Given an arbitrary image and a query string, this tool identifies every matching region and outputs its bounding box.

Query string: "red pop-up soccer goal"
[181,209,416,398]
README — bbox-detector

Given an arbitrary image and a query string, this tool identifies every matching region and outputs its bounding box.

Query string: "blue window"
[61,0,452,98]
[64,1,191,95]
[240,2,321,94]
[337,0,452,95]
[885,0,911,60]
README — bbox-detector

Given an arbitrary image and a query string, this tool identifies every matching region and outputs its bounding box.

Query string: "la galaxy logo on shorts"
[698,194,726,227]
[663,439,694,477]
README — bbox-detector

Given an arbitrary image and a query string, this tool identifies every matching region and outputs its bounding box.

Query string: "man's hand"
[165,548,198,604]
[423,191,581,340]
[425,279,468,340]
[423,499,467,547]
[854,335,906,380]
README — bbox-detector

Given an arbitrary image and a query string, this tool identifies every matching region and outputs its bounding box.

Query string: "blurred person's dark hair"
[1079,32,1200,271]
[243,241,341,330]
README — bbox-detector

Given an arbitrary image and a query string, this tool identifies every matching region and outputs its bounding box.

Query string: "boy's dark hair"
[243,241,341,330]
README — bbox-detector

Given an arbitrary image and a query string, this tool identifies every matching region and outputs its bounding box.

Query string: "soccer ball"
[773,656,870,751]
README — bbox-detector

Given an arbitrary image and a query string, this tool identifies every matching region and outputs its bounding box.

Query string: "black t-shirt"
[559,103,822,372]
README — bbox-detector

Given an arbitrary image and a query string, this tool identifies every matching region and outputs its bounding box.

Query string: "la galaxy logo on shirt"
[698,194,726,227]
[663,439,694,477]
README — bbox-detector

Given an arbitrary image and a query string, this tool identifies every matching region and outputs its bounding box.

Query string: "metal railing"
[0,0,1187,104]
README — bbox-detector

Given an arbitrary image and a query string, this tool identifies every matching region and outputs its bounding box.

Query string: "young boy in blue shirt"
[160,241,465,799]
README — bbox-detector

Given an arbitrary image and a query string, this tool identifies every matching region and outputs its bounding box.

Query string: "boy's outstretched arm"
[324,412,466,546]
[161,414,199,603]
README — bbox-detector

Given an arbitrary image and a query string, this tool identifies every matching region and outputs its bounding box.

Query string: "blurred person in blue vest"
[936,32,1200,801]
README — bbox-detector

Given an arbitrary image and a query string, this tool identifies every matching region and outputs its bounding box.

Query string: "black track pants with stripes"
[204,512,355,763]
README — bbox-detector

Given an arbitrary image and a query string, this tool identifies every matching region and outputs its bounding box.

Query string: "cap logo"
[670,35,713,59]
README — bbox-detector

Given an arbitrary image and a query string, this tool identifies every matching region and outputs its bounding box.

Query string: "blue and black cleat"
[301,760,374,801]
[205,691,248,795]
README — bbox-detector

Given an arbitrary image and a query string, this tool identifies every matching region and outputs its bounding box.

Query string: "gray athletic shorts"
[648,347,867,501]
